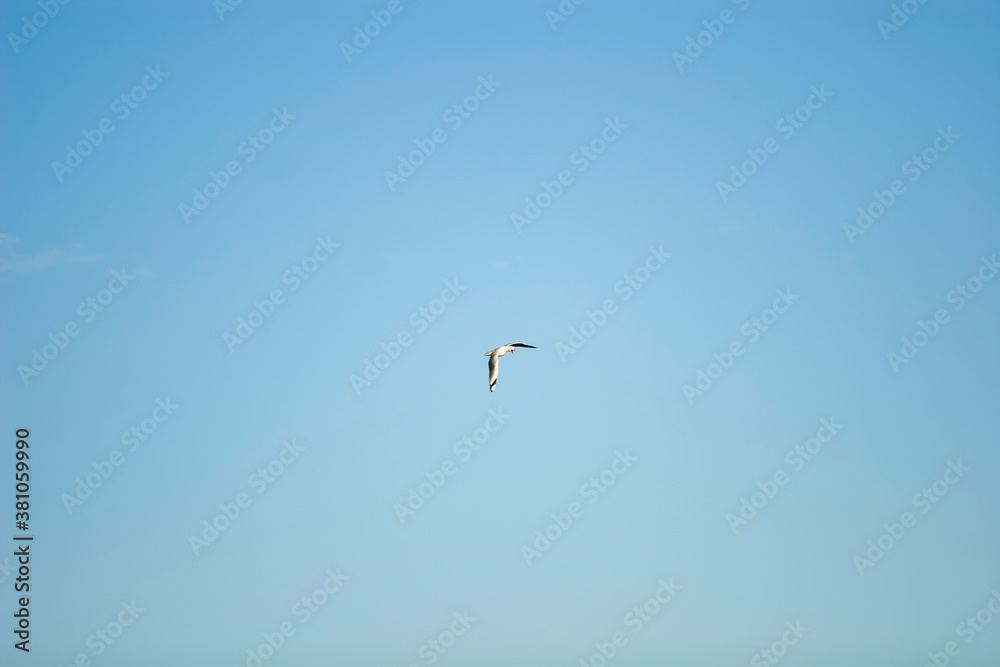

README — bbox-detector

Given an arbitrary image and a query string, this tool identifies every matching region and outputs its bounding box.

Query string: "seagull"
[484,342,536,392]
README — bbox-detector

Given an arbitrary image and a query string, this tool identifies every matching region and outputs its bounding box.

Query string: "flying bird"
[484,342,536,392]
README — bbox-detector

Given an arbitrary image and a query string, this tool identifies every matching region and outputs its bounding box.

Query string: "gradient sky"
[1,1,999,666]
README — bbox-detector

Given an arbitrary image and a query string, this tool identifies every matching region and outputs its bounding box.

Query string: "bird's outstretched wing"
[488,354,499,392]
[507,342,536,348]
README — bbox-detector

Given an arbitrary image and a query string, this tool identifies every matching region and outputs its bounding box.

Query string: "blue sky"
[1,1,999,665]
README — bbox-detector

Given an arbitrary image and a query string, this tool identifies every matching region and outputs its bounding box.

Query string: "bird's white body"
[484,342,535,392]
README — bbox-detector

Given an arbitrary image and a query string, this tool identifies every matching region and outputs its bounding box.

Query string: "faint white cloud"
[0,245,103,273]
[715,223,745,235]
